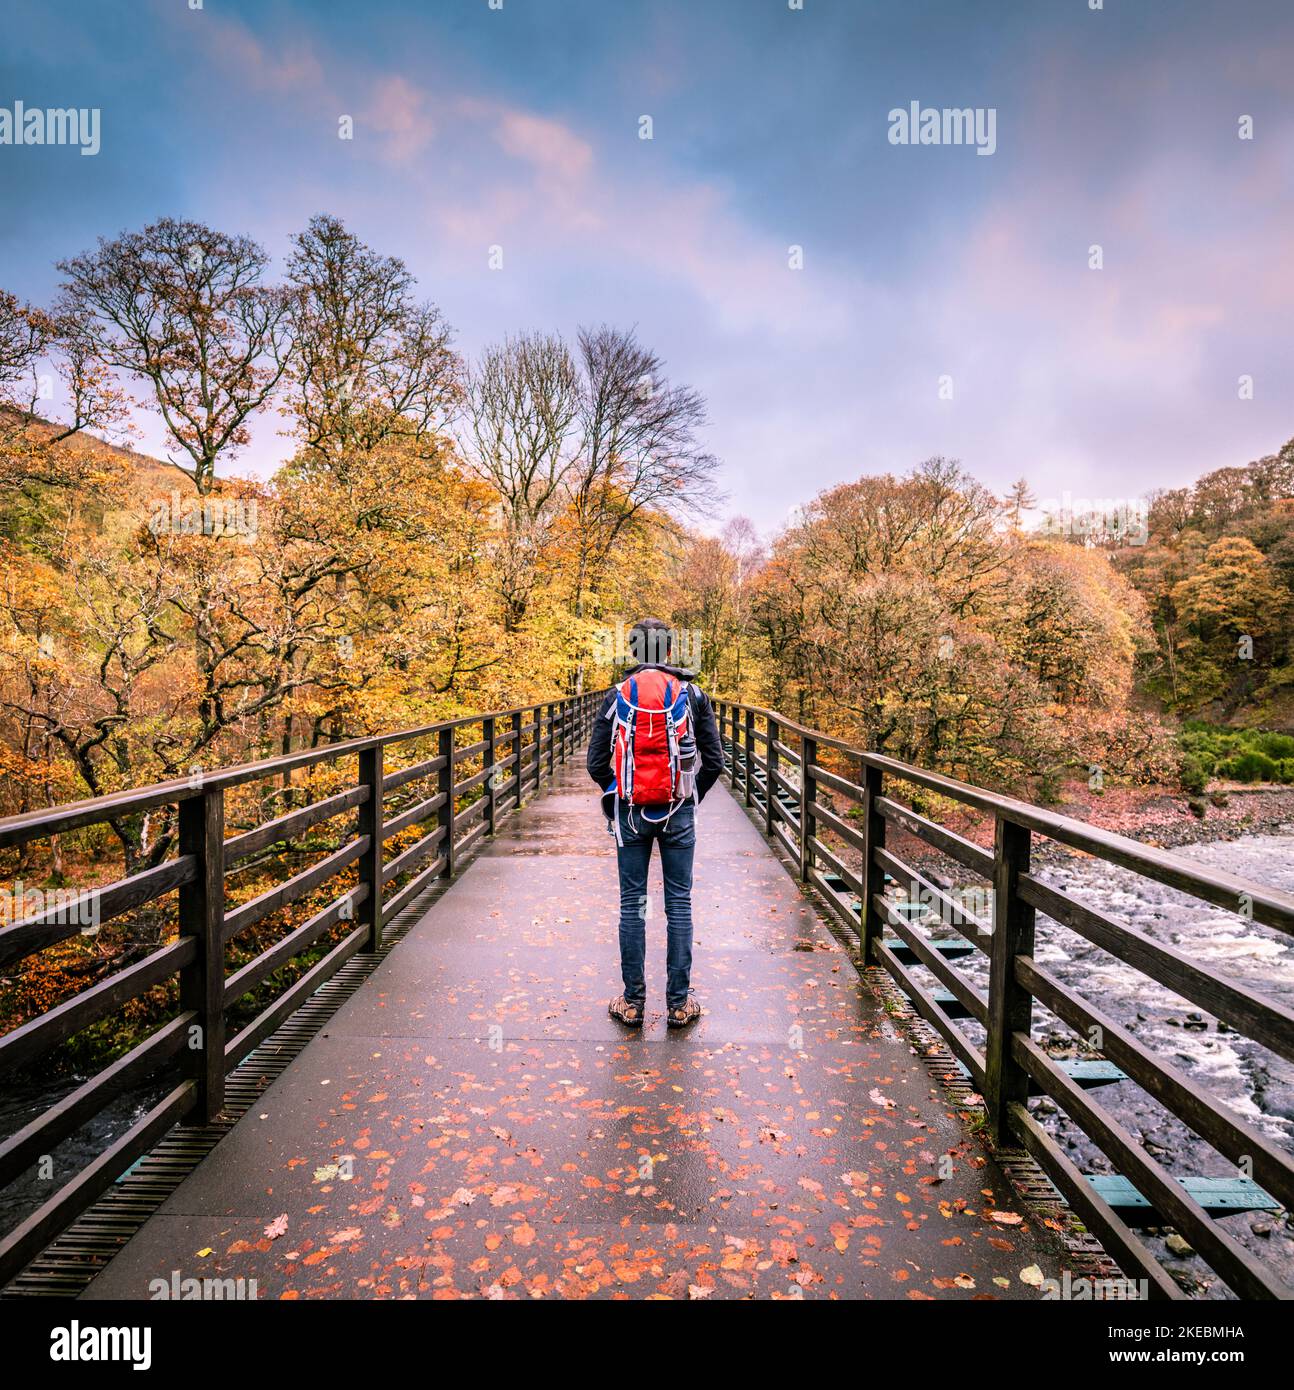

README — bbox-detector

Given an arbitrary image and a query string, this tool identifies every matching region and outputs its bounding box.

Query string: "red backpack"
[607,669,698,833]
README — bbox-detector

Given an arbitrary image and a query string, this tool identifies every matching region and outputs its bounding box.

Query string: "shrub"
[1251,732,1294,760]
[1179,754,1211,795]
[1216,751,1279,783]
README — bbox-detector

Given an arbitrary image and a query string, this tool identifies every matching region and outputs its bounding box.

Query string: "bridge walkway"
[82,764,1067,1300]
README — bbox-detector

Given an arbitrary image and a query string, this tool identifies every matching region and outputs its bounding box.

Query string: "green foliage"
[1179,753,1211,795]
[1250,731,1294,759]
[1115,440,1294,719]
[1177,722,1294,785]
[1217,750,1280,782]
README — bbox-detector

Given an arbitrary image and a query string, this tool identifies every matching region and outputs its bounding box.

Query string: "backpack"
[607,669,699,835]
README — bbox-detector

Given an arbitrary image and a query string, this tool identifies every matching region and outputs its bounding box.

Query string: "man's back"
[586,661,724,817]
[586,620,724,1030]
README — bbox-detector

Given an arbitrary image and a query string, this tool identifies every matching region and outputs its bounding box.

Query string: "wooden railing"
[0,690,603,1287]
[714,698,1294,1301]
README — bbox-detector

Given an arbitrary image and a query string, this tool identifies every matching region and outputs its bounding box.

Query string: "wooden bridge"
[0,693,1290,1299]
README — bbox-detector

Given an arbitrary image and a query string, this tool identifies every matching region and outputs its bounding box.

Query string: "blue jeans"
[613,800,696,1010]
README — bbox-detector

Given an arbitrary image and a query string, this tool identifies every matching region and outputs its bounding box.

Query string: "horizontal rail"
[382,753,448,794]
[1017,956,1294,1213]
[0,1080,195,1288]
[872,938,987,1086]
[810,799,868,856]
[1013,1032,1287,1300]
[383,789,447,839]
[382,824,446,884]
[222,837,368,942]
[874,893,988,1024]
[0,696,595,850]
[1008,1101,1184,1301]
[1019,873,1294,1061]
[874,846,992,953]
[382,855,446,920]
[224,924,370,1070]
[0,1012,193,1189]
[875,797,995,878]
[0,856,196,969]
[224,786,369,866]
[223,885,368,1007]
[721,701,1294,934]
[0,937,194,1073]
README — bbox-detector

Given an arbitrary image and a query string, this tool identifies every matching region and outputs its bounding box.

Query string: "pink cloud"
[495,110,592,182]
[365,75,436,162]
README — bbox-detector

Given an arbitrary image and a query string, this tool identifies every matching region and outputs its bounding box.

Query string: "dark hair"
[628,617,672,665]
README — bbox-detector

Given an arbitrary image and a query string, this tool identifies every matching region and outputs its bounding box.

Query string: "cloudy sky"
[2,0,1291,531]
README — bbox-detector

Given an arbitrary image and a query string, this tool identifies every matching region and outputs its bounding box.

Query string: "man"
[586,617,724,1028]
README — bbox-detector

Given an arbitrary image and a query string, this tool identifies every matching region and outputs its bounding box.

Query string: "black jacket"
[586,666,724,814]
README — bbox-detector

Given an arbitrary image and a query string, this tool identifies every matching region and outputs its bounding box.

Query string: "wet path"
[83,766,1066,1300]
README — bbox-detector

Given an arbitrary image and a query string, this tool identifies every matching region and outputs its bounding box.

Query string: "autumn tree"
[57,219,293,496]
[285,214,459,470]
[1170,535,1289,706]
[0,288,130,498]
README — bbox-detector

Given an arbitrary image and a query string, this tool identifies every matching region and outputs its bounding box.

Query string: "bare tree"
[1004,476,1035,533]
[57,218,293,496]
[286,214,460,469]
[458,333,580,629]
[569,325,721,626]
[460,332,579,520]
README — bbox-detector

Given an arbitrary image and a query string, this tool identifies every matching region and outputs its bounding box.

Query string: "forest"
[1,213,1291,1058]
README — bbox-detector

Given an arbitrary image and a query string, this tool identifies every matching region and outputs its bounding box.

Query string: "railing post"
[357,742,384,950]
[534,707,543,794]
[985,816,1035,1143]
[547,703,556,777]
[765,717,778,835]
[511,710,523,809]
[859,763,885,963]
[438,725,456,878]
[178,784,225,1124]
[799,734,817,882]
[483,716,497,835]
[743,709,755,806]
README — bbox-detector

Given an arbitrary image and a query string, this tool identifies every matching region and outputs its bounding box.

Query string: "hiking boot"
[608,995,644,1027]
[666,996,701,1029]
